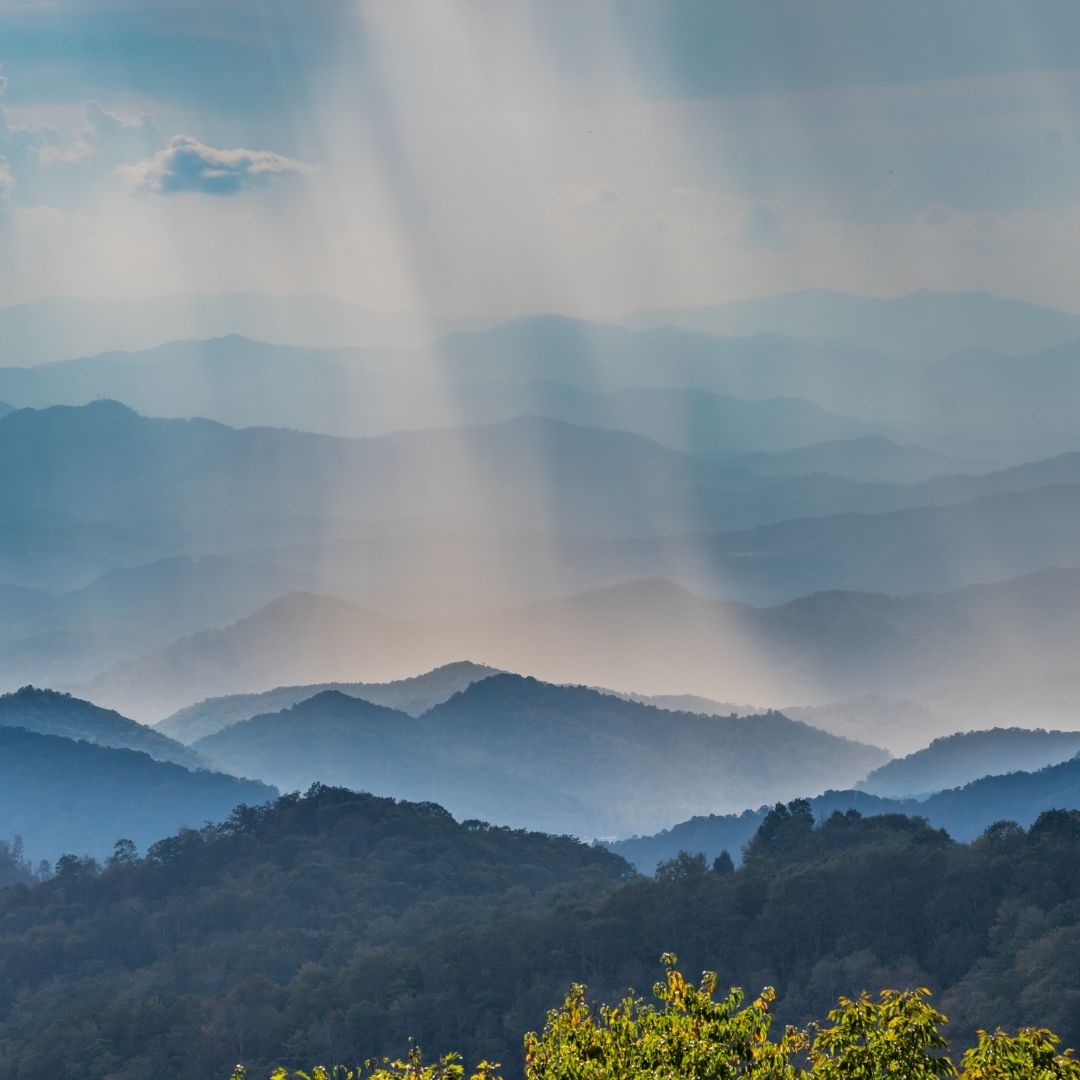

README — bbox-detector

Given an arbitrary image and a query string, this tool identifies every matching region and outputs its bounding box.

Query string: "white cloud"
[120,134,311,196]
[40,101,159,167]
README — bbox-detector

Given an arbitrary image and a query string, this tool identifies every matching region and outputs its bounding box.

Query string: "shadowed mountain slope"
[193,674,888,837]
[158,660,500,743]
[0,725,275,862]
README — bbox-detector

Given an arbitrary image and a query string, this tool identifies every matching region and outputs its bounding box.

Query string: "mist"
[1,1,1080,842]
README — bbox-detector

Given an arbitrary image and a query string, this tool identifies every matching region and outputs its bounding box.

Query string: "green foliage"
[249,960,1079,1080]
[807,989,955,1077]
[523,956,798,1080]
[4,791,1080,1080]
[231,1046,502,1080]
[960,1028,1080,1078]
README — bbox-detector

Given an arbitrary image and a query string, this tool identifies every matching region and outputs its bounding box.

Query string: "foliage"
[2,792,1080,1079]
[523,956,799,1080]
[251,959,1080,1080]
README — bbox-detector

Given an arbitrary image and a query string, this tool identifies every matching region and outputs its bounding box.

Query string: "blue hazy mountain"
[0,331,891,451]
[193,674,887,836]
[157,660,500,743]
[0,292,487,366]
[2,401,1077,561]
[83,569,1080,728]
[0,555,343,691]
[730,436,979,483]
[624,690,946,757]
[0,685,205,768]
[624,289,1080,358]
[0,725,275,862]
[856,728,1080,798]
[606,754,1080,872]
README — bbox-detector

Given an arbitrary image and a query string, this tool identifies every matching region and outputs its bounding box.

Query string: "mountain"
[1,787,1079,1078]
[157,660,500,743]
[0,685,205,768]
[921,338,1080,443]
[627,690,946,757]
[730,436,977,483]
[0,555,341,690]
[0,725,275,862]
[857,727,1080,797]
[192,674,888,837]
[0,400,906,545]
[607,755,1080,872]
[86,569,1080,725]
[624,289,1080,358]
[0,292,485,365]
[780,697,947,756]
[0,784,633,1079]
[0,401,12,418]
[0,332,887,450]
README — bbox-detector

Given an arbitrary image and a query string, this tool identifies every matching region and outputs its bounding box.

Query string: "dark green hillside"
[0,725,275,861]
[2,789,1080,1079]
[0,785,630,1080]
[0,685,205,767]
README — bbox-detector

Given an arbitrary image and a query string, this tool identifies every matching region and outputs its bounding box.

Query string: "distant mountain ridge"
[624,289,1080,358]
[0,725,275,862]
[0,685,205,768]
[85,568,1080,726]
[606,754,1080,872]
[192,673,888,836]
[856,727,1080,797]
[157,660,500,742]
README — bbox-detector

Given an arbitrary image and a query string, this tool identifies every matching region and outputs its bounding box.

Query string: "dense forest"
[1,787,1078,1080]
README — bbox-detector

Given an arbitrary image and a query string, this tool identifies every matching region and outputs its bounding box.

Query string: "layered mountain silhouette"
[191,674,887,836]
[0,555,341,689]
[85,569,1080,728]
[607,754,1080,872]
[856,727,1080,798]
[0,726,275,862]
[158,660,500,743]
[0,685,204,768]
[624,288,1080,358]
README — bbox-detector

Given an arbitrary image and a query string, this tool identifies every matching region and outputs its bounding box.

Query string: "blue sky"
[2,1,1080,315]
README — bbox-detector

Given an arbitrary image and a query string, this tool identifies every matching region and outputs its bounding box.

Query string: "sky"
[3,1,1080,317]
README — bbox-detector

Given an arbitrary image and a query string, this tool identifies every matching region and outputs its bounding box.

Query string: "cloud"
[40,101,159,167]
[119,134,311,196]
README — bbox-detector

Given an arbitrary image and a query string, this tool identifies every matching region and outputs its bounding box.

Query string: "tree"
[712,851,735,876]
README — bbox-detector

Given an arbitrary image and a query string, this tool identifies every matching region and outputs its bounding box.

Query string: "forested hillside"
[1,787,1078,1080]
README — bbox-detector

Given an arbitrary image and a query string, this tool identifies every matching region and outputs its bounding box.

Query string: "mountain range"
[856,727,1080,798]
[624,289,1080,358]
[606,753,1080,872]
[157,660,499,743]
[0,685,204,768]
[84,569,1080,728]
[190,674,888,837]
[0,725,275,862]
